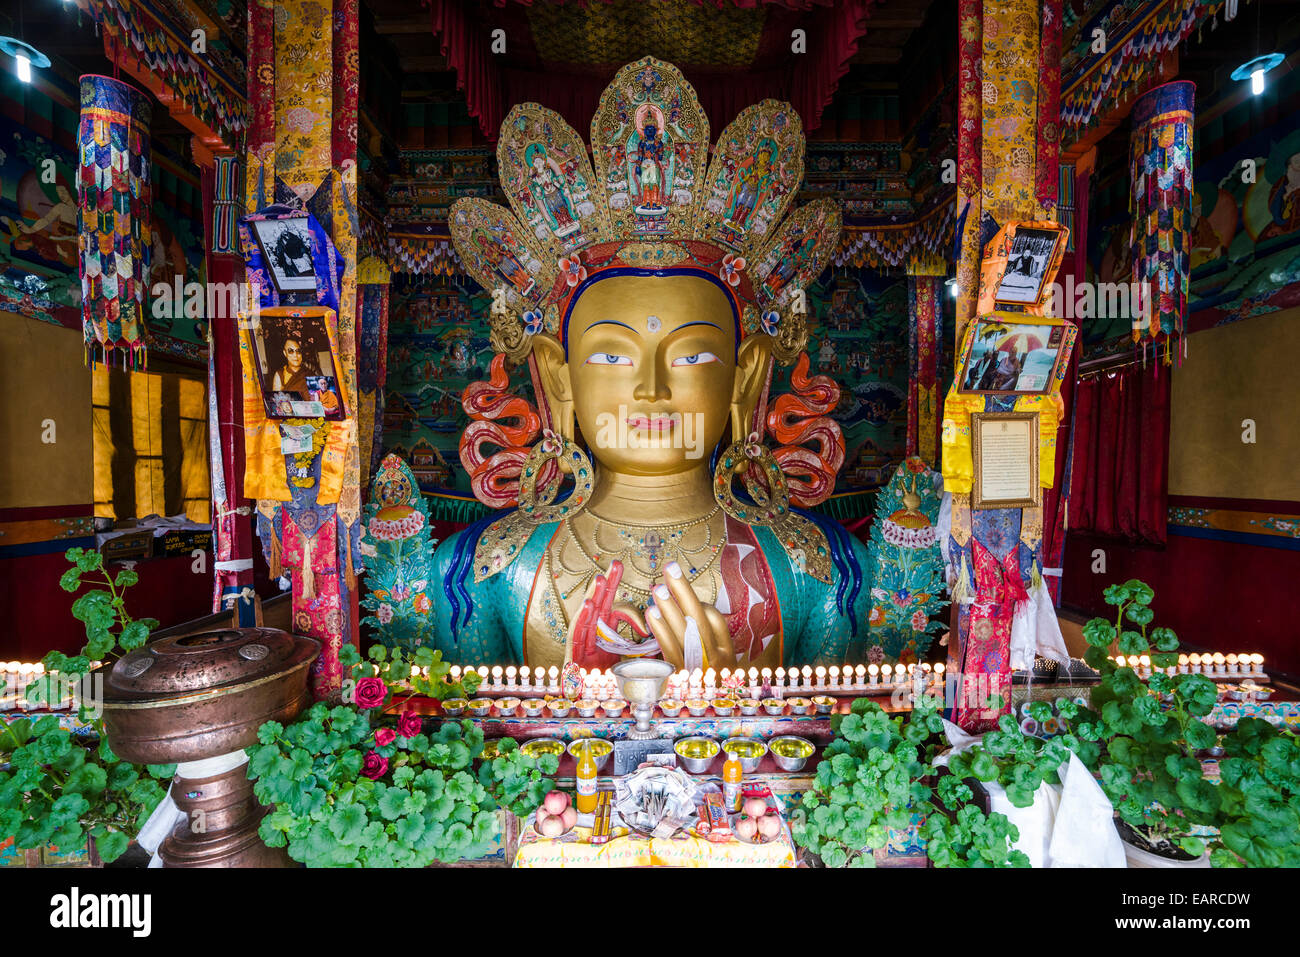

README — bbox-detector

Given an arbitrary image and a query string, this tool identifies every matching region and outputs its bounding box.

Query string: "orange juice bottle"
[575,742,598,814]
[722,751,743,813]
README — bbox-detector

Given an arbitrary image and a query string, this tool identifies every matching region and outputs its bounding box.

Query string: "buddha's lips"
[626,415,676,433]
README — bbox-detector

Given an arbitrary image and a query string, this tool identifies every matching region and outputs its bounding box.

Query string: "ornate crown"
[448,56,840,363]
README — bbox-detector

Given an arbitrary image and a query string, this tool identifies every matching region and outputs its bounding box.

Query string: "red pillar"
[201,150,255,621]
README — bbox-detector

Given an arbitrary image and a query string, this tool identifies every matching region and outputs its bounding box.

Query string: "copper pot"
[160,766,289,869]
[101,628,319,765]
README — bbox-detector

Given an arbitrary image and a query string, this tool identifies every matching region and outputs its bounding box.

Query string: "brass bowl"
[521,737,565,759]
[658,698,683,716]
[812,695,835,714]
[786,697,812,715]
[769,735,815,771]
[674,736,720,773]
[100,628,318,765]
[546,699,573,718]
[442,697,468,716]
[522,698,546,717]
[761,698,786,715]
[739,698,760,715]
[468,698,493,717]
[722,736,768,773]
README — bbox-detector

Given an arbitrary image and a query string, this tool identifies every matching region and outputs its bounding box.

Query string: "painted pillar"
[244,0,362,697]
[946,0,1066,732]
[906,270,943,466]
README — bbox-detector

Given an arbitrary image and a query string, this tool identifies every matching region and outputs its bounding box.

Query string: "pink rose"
[397,711,422,739]
[374,727,397,747]
[354,676,387,709]
[361,751,388,780]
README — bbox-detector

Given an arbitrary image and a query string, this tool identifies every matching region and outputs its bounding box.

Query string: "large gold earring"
[713,432,833,584]
[472,429,592,583]
[518,429,593,524]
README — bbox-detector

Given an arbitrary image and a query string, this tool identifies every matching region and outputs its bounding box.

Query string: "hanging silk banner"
[1128,80,1195,349]
[78,75,152,369]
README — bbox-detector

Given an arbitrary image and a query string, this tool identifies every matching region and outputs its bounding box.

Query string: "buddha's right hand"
[643,561,735,671]
[571,560,650,668]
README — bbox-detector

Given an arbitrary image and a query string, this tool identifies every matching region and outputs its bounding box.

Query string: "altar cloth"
[513,820,797,868]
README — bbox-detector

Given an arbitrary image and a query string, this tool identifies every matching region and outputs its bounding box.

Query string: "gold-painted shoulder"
[771,512,833,584]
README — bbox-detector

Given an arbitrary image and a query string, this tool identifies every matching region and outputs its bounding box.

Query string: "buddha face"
[534,273,769,476]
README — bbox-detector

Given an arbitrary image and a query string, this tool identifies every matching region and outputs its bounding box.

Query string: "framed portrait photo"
[992,223,1068,307]
[958,316,1074,396]
[249,216,317,293]
[971,412,1040,510]
[247,307,347,421]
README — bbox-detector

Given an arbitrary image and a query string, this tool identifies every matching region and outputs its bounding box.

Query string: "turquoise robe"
[431,509,873,668]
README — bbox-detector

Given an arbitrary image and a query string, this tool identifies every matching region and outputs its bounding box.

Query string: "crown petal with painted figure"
[449,56,841,351]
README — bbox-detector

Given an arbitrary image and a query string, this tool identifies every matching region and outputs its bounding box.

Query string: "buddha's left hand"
[643,561,735,670]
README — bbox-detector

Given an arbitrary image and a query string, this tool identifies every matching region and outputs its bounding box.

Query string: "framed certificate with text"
[971,412,1040,509]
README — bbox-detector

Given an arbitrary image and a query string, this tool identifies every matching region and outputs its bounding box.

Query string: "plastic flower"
[910,610,929,632]
[377,602,394,624]
[360,751,389,780]
[374,727,397,747]
[559,252,587,286]
[720,253,746,286]
[397,711,423,738]
[354,676,387,710]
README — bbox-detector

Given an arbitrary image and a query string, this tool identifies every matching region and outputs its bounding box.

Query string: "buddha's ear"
[530,333,575,440]
[731,333,773,441]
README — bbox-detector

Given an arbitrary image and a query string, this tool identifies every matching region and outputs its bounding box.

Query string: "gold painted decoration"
[448,198,555,311]
[589,57,710,242]
[751,198,841,309]
[698,100,805,260]
[713,436,831,584]
[497,104,609,260]
[473,430,593,582]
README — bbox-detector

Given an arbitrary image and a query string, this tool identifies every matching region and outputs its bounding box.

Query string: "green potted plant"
[1076,579,1221,866]
[1210,717,1300,868]
[247,643,554,867]
[789,695,1029,867]
[0,548,173,865]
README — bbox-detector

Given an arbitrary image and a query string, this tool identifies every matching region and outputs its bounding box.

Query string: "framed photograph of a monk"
[249,216,318,293]
[958,316,1073,396]
[248,308,347,421]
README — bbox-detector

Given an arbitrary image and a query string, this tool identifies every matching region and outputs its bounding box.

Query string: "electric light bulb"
[1115,655,1126,668]
[16,53,31,84]
[1251,68,1265,95]
[934,662,945,676]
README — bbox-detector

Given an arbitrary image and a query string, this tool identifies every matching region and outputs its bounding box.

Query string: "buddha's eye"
[670,351,719,367]
[586,353,632,366]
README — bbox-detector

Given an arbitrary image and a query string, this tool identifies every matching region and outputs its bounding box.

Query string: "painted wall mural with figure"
[432,58,867,675]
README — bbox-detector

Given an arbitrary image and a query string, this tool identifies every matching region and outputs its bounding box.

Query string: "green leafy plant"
[789,695,1029,868]
[345,642,480,703]
[248,645,552,867]
[0,548,173,863]
[1076,579,1222,859]
[945,698,1102,808]
[1211,717,1300,868]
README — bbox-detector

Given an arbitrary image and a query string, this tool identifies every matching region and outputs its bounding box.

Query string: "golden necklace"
[546,506,727,626]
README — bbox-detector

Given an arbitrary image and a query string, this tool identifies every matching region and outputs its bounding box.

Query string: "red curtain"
[427,0,879,141]
[1068,363,1170,545]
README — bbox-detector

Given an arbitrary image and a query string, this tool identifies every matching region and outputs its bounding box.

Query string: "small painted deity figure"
[633,120,667,209]
[726,140,776,229]
[526,144,579,237]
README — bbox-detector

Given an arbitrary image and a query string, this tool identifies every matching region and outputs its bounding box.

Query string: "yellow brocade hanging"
[940,386,1061,495]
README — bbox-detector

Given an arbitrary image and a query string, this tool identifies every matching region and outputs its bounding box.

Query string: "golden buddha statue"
[431,58,870,673]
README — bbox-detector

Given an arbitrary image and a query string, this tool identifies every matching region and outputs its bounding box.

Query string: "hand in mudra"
[643,561,735,671]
